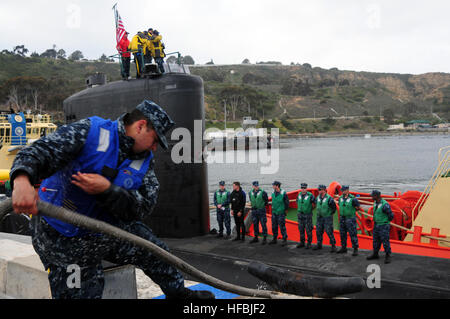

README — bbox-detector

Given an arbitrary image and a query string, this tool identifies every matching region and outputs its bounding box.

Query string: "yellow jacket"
[145,32,154,55]
[150,35,165,58]
[129,33,149,54]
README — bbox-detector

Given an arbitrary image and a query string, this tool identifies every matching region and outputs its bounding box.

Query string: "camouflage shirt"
[10,115,160,222]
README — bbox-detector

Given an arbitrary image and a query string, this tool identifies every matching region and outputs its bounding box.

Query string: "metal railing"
[413,146,450,219]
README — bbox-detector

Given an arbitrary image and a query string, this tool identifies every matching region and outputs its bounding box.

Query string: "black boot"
[337,247,347,254]
[281,238,287,247]
[385,253,392,264]
[250,237,259,244]
[216,233,223,238]
[269,238,277,245]
[261,236,267,245]
[330,244,337,253]
[241,236,245,243]
[313,244,322,250]
[352,248,358,256]
[366,252,379,260]
[305,242,312,250]
[296,242,305,249]
[167,288,215,299]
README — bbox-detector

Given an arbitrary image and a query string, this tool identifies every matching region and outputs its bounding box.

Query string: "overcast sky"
[1,0,449,74]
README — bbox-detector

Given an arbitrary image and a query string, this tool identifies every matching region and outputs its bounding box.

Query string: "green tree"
[68,50,84,61]
[57,49,66,60]
[13,45,29,56]
[383,108,395,124]
[182,55,195,65]
[40,48,57,59]
[280,77,313,96]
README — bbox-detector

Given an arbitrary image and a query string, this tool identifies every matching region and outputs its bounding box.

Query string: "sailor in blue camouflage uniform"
[269,181,290,247]
[213,181,231,239]
[313,185,337,252]
[10,100,215,299]
[367,190,394,264]
[337,185,361,256]
[296,183,316,249]
[249,181,269,245]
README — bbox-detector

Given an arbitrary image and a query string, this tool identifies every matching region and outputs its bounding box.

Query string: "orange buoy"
[328,181,342,197]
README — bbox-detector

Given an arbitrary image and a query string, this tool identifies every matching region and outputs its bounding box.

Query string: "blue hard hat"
[136,100,175,150]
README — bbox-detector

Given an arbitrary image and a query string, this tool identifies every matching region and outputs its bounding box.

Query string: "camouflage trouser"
[155,57,165,73]
[252,208,268,237]
[144,53,153,65]
[339,217,359,249]
[373,224,391,255]
[121,57,130,78]
[272,213,287,240]
[30,216,184,299]
[297,213,313,244]
[216,208,231,236]
[316,215,336,246]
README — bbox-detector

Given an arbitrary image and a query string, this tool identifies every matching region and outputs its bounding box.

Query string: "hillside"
[191,64,450,123]
[0,54,122,122]
[0,53,449,131]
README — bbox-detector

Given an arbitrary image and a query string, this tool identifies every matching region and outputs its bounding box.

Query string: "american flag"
[116,13,126,44]
[113,5,127,46]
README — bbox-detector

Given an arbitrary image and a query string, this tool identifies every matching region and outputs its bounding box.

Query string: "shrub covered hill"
[193,64,450,133]
[1,53,449,132]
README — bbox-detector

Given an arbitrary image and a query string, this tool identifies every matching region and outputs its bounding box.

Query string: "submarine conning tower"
[63,68,209,238]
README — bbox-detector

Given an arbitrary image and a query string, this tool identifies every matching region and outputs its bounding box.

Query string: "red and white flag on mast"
[116,13,127,44]
[113,4,127,47]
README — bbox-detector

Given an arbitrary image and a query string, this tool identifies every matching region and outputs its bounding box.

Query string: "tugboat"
[0,111,57,234]
[0,111,57,172]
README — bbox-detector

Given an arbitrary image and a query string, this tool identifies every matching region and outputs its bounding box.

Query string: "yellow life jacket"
[129,34,149,54]
[150,35,165,58]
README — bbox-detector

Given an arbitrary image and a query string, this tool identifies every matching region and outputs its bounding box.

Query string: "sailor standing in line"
[337,185,360,256]
[269,181,289,247]
[230,182,247,242]
[296,183,316,249]
[213,181,231,239]
[367,190,394,264]
[313,185,337,252]
[249,181,269,245]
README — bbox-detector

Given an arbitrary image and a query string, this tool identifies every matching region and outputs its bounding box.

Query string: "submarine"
[64,65,209,238]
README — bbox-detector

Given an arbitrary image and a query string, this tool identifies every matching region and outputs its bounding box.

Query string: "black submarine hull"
[63,74,209,238]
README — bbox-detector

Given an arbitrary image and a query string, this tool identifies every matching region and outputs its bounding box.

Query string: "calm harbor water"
[207,134,449,229]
